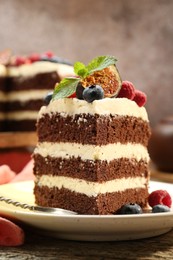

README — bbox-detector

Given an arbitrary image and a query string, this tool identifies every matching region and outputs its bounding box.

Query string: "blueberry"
[118,203,142,215]
[152,204,171,213]
[83,85,104,103]
[76,82,84,100]
[44,92,53,105]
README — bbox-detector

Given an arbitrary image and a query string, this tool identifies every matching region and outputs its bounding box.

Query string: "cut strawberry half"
[0,217,25,246]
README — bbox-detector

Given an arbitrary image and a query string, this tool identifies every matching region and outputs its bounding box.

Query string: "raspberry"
[148,190,172,208]
[44,51,54,58]
[133,90,147,107]
[117,81,135,100]
[68,92,76,98]
[24,58,31,65]
[14,56,26,66]
[29,53,40,62]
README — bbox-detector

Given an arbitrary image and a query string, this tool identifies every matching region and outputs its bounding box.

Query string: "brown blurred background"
[0,0,173,126]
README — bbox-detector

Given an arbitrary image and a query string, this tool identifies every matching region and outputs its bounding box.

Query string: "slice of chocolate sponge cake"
[33,55,151,214]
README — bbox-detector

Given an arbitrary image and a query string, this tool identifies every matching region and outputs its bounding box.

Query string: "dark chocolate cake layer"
[5,120,36,132]
[34,185,148,215]
[6,100,44,111]
[34,154,149,182]
[0,102,6,111]
[0,121,5,131]
[37,114,151,146]
[7,71,60,91]
[0,77,6,91]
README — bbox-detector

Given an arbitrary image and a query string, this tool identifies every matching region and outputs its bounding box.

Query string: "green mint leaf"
[52,77,80,100]
[86,56,117,74]
[74,61,89,78]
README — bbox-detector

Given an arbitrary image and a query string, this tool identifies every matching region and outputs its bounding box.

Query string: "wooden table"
[0,227,173,259]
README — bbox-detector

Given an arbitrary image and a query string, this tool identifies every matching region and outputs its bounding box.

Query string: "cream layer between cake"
[34,142,149,162]
[35,175,147,197]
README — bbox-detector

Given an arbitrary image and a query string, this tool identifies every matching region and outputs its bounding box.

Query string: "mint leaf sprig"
[52,55,117,100]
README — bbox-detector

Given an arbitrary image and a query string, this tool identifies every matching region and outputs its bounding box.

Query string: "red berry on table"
[133,90,147,107]
[148,190,172,208]
[0,217,25,246]
[117,81,135,100]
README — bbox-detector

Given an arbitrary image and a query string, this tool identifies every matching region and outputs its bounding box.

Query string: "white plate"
[0,181,173,241]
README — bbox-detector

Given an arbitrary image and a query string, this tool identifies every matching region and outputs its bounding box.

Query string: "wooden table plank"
[0,228,173,259]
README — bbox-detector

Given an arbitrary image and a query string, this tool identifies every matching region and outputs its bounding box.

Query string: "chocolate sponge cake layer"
[0,102,6,111]
[34,185,148,215]
[5,120,36,132]
[37,114,151,146]
[0,77,6,91]
[7,71,60,91]
[6,100,44,111]
[34,154,149,182]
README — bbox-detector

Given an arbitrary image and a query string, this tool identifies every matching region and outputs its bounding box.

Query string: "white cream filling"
[8,62,74,78]
[0,64,7,76]
[34,142,150,162]
[6,111,38,120]
[38,98,149,121]
[36,175,147,197]
[6,89,52,102]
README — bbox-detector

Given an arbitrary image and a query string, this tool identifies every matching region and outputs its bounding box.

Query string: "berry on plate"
[148,190,172,208]
[118,203,142,215]
[152,204,171,213]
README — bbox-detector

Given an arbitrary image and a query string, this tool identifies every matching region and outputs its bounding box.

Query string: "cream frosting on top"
[7,61,74,78]
[38,97,149,121]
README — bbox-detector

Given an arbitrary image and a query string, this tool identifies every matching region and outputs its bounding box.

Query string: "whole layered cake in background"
[33,55,151,215]
[0,50,74,132]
